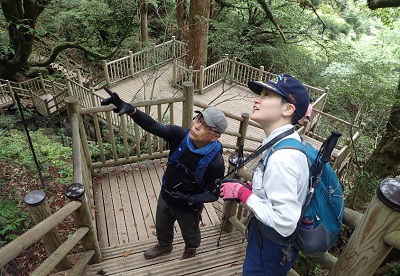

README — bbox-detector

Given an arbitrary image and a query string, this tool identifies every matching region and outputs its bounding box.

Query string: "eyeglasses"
[193,115,220,134]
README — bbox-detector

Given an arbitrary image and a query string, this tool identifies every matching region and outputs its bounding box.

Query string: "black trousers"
[156,192,202,249]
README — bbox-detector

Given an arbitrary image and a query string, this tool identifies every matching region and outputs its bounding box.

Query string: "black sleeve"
[129,108,186,143]
[190,192,218,204]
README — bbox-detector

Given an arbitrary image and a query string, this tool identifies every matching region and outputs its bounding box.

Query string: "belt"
[248,213,296,265]
[249,214,294,246]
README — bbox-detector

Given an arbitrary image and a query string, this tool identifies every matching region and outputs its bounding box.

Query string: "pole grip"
[322,130,342,162]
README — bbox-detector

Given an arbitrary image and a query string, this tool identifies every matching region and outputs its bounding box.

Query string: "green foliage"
[0,200,30,245]
[0,129,73,184]
[37,0,137,56]
[294,252,329,275]
[0,178,31,246]
[383,261,400,276]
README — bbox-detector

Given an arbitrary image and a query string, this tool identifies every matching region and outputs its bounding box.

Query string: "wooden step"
[53,225,246,275]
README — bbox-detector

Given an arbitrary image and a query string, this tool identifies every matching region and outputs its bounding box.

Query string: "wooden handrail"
[30,227,89,276]
[0,201,81,268]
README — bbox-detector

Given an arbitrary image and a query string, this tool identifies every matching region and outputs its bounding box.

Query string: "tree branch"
[256,0,287,43]
[29,15,135,67]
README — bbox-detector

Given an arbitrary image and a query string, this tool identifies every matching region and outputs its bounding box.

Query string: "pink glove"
[244,181,252,190]
[220,182,252,203]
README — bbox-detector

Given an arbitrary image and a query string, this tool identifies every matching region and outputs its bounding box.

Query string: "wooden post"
[76,70,83,85]
[223,54,229,82]
[189,66,194,83]
[172,59,177,87]
[330,178,400,275]
[6,81,17,105]
[65,183,102,264]
[182,81,194,129]
[236,113,250,151]
[89,87,97,107]
[258,66,264,81]
[65,76,73,97]
[199,66,204,95]
[103,60,110,87]
[129,51,135,77]
[321,86,330,111]
[230,57,237,84]
[221,161,239,232]
[39,73,46,93]
[172,36,176,59]
[24,190,70,271]
[65,96,94,207]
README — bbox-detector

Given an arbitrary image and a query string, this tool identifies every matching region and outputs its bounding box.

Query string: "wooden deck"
[72,158,246,275]
[94,159,222,248]
[74,225,245,275]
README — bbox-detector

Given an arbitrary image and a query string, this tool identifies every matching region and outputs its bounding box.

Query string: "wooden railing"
[103,36,187,86]
[2,37,330,120]
[0,83,15,112]
[0,96,101,275]
[0,75,68,116]
[297,108,366,177]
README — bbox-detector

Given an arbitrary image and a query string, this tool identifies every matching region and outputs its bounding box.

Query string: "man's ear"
[282,103,296,117]
[211,133,221,141]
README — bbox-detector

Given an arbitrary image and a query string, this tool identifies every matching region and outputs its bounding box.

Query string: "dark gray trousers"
[156,192,202,249]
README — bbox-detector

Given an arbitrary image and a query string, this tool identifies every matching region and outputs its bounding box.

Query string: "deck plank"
[125,163,148,241]
[109,168,129,246]
[102,169,119,247]
[132,163,155,240]
[118,164,139,243]
[93,169,108,248]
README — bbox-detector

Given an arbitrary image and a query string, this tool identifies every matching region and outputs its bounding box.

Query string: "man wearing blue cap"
[220,74,310,275]
[101,89,228,260]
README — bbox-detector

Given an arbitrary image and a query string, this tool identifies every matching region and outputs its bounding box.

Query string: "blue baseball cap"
[248,74,310,119]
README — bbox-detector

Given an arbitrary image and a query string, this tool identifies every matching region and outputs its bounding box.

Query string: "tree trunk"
[368,0,400,9]
[139,0,149,44]
[187,0,210,69]
[176,0,189,42]
[0,1,49,80]
[364,77,400,178]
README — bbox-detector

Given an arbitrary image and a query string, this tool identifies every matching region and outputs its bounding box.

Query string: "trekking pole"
[314,130,342,179]
[305,130,342,210]
[14,89,46,189]
[216,144,244,247]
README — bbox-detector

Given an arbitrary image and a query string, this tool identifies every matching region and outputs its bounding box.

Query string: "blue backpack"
[266,138,345,257]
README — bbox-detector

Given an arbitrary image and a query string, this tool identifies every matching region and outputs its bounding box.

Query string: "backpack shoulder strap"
[167,130,190,165]
[194,141,223,184]
[265,138,307,164]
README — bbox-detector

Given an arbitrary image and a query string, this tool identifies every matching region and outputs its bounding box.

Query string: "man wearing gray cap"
[101,88,228,260]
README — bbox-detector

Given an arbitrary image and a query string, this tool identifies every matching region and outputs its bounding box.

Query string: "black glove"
[101,87,136,116]
[170,190,192,205]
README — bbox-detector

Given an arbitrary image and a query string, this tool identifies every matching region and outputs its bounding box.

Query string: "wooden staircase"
[52,225,246,275]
